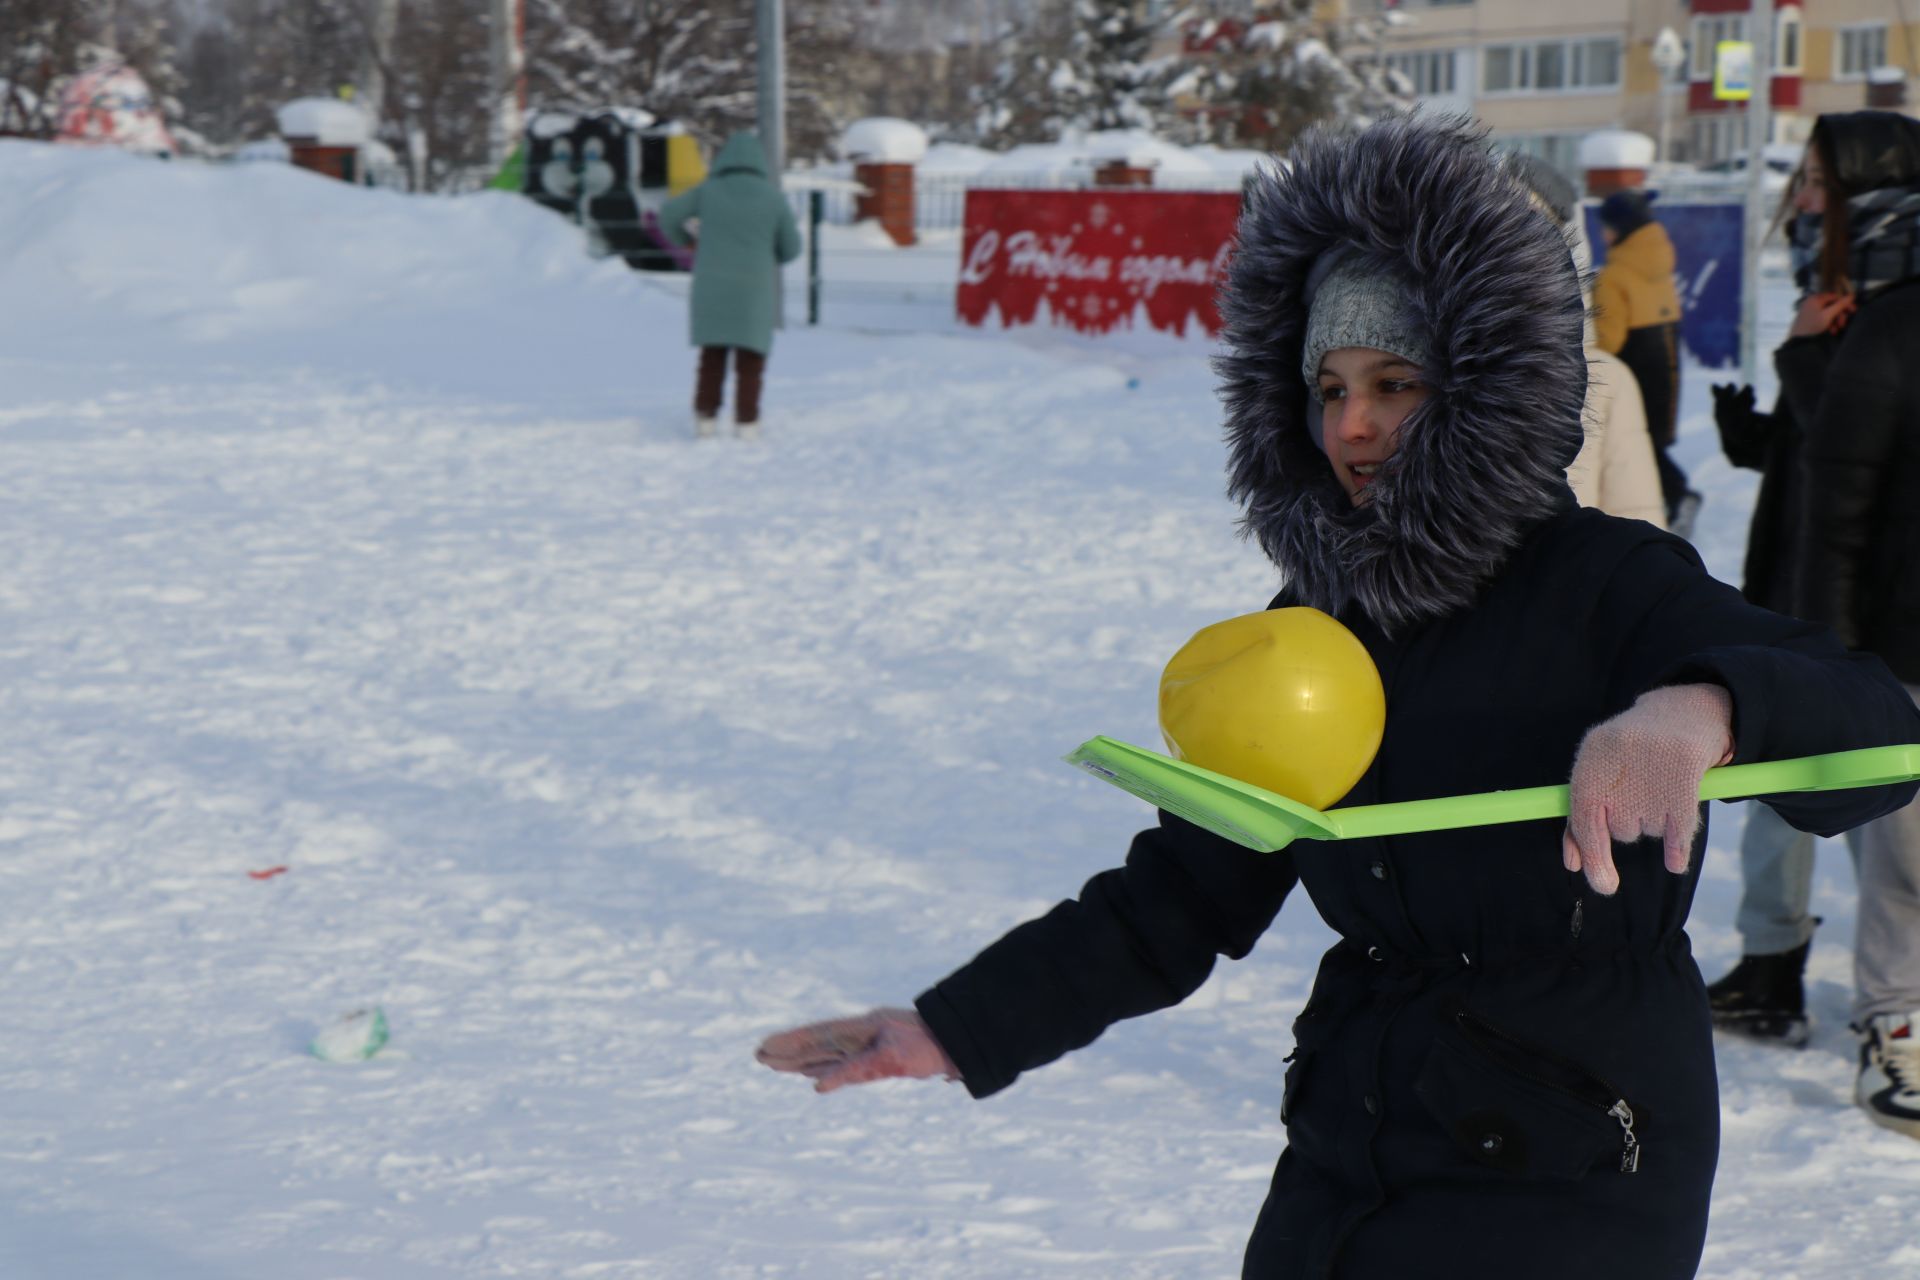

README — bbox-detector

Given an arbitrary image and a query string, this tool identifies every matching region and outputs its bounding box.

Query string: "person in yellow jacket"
[1593,190,1700,535]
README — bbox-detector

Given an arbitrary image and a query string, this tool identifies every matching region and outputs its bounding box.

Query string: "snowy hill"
[0,141,1915,1278]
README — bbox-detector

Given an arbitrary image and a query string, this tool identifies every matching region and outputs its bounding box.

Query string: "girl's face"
[1315,346,1430,505]
[1793,146,1828,216]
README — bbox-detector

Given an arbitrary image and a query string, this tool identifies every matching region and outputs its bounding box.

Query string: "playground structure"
[518,109,706,272]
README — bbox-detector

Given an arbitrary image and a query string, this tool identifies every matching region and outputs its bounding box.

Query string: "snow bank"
[917,141,997,175]
[0,140,657,368]
[1083,129,1215,177]
[1188,144,1280,180]
[840,117,930,164]
[972,134,1237,186]
[231,137,290,164]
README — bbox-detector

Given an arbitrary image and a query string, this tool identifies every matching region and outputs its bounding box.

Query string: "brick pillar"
[1094,160,1154,188]
[853,161,916,247]
[287,140,360,183]
[1584,166,1649,199]
[1866,74,1909,109]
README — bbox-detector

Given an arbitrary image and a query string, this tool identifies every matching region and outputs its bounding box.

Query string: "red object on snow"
[248,866,290,880]
[956,189,1240,337]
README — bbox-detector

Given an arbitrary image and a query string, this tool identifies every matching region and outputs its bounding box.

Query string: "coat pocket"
[1279,1002,1335,1127]
[1413,1008,1643,1181]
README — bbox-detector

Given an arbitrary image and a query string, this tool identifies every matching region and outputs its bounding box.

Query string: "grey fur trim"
[1216,116,1587,633]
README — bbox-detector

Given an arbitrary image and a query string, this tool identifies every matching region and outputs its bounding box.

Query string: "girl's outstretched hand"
[1562,683,1735,896]
[755,1007,960,1094]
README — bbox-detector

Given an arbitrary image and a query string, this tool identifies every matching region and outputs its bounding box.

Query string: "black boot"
[1708,940,1811,1047]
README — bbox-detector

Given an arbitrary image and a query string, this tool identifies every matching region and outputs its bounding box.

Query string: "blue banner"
[1585,202,1744,369]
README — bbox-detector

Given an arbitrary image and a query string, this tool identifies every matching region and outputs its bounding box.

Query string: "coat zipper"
[1455,1009,1643,1174]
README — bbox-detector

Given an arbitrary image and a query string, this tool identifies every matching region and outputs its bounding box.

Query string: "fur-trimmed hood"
[1217,117,1587,633]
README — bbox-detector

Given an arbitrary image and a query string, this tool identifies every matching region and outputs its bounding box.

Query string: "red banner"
[956,189,1241,337]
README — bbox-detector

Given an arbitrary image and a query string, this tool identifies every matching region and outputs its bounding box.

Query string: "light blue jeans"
[1734,684,1920,1021]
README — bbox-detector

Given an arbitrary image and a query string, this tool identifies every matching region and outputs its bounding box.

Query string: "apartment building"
[1361,0,1918,170]
[1354,0,1687,174]
[1684,1,1920,162]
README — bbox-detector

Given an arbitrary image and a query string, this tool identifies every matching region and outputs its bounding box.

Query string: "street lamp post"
[1741,0,1775,383]
[1652,27,1685,166]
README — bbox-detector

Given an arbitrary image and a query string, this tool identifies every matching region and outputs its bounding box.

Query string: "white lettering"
[960,229,1001,286]
[1004,231,1113,283]
[1118,252,1217,298]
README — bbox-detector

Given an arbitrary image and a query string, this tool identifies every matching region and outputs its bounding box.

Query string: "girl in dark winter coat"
[755,119,1920,1278]
[1704,111,1920,1138]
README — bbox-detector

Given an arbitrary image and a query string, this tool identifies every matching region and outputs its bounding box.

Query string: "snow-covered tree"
[524,0,860,164]
[1163,1,1413,152]
[170,0,365,149]
[1073,0,1165,130]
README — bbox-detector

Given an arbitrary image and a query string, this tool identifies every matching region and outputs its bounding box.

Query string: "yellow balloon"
[1159,607,1385,810]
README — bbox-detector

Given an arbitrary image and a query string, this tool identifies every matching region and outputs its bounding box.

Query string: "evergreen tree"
[524,0,859,164]
[1163,0,1413,152]
[1073,0,1163,131]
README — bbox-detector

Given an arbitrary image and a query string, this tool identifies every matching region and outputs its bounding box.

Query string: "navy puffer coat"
[914,119,1920,1279]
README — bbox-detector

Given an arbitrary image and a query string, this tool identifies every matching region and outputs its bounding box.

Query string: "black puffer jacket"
[914,120,1920,1280]
[1781,280,1920,679]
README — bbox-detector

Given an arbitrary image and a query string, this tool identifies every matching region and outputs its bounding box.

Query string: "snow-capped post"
[1651,28,1686,166]
[1739,0,1774,384]
[843,118,927,247]
[278,97,376,184]
[1579,130,1654,198]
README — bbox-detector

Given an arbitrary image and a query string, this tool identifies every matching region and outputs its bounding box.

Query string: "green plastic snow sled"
[1065,736,1920,854]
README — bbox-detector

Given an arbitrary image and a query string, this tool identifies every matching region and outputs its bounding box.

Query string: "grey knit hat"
[1300,251,1432,387]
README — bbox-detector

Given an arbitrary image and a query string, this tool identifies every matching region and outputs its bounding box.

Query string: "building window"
[1690,15,1745,81]
[1481,37,1621,94]
[1495,135,1583,186]
[1776,7,1802,72]
[1835,24,1887,80]
[1689,113,1751,165]
[1386,49,1460,97]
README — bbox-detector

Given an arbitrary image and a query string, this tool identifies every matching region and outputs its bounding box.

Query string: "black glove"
[1711,383,1767,470]
[1711,382,1754,429]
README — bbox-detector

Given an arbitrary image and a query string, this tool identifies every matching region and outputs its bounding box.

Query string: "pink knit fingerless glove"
[755,1007,960,1094]
[1563,683,1735,896]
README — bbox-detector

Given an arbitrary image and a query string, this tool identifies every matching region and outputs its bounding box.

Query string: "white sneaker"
[694,414,718,439]
[735,420,761,442]
[1856,1012,1920,1139]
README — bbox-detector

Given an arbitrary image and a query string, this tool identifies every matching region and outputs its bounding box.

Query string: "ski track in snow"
[2,142,1917,1277]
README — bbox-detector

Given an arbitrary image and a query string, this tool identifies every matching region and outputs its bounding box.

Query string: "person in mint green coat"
[660,133,802,440]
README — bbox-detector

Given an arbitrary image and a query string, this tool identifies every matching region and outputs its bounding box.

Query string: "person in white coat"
[1505,154,1668,529]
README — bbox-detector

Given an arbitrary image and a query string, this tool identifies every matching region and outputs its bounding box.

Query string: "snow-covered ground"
[1,141,1914,1279]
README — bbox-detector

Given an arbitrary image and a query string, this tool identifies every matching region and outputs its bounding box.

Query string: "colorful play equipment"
[518,109,706,272]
